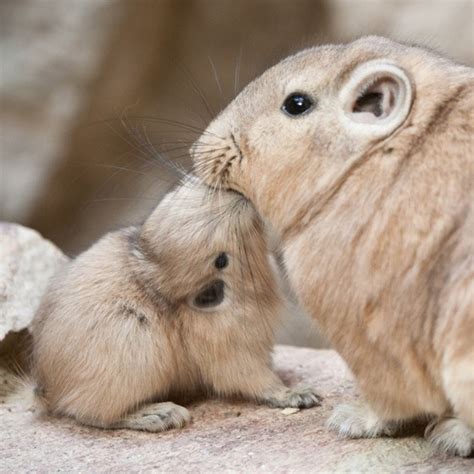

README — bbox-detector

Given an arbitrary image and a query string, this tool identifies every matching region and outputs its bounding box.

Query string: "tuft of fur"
[192,36,474,455]
[5,374,44,414]
[327,402,399,439]
[425,417,474,458]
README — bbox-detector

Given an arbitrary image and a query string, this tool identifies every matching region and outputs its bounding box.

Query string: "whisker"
[86,197,162,203]
[86,164,149,176]
[119,116,186,179]
[234,42,244,96]
[80,115,221,140]
[208,55,224,104]
[180,64,215,121]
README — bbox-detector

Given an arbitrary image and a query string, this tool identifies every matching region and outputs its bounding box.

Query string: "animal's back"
[32,229,177,425]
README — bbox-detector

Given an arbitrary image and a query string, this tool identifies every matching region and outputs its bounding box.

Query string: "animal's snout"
[191,129,243,191]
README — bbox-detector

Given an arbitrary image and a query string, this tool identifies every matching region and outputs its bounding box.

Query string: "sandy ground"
[1,346,472,473]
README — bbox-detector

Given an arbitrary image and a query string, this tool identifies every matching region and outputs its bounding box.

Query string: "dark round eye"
[282,93,314,116]
[192,280,224,309]
[214,252,228,269]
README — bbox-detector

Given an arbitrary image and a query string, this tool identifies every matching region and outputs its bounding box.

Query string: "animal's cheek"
[246,115,308,158]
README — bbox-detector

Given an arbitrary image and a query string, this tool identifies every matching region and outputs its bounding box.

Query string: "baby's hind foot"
[113,402,191,432]
[327,402,398,438]
[425,416,473,457]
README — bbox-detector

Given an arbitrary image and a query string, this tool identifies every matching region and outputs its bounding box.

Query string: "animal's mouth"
[227,187,247,201]
[192,132,245,196]
[221,177,249,202]
[230,133,243,164]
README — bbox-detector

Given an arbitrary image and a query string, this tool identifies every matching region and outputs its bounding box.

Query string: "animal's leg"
[212,362,322,409]
[435,270,474,455]
[258,378,323,409]
[110,402,191,432]
[425,416,473,457]
[327,402,399,438]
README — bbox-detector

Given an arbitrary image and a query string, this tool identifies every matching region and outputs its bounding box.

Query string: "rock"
[0,223,67,341]
[1,346,471,472]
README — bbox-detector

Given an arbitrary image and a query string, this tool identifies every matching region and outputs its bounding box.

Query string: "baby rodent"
[192,36,474,456]
[31,180,321,432]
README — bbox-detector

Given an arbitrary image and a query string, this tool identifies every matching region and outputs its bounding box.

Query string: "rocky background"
[0,3,473,470]
[1,0,473,348]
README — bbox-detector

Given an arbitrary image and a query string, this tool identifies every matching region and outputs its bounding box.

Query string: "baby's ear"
[339,60,413,139]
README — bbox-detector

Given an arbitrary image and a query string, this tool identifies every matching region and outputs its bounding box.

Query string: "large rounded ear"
[339,60,413,139]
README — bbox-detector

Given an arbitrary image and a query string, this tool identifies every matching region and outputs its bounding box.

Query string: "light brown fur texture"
[31,182,321,432]
[192,37,474,456]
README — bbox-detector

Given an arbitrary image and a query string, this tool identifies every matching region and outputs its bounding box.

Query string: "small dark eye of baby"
[214,252,228,269]
[282,93,314,116]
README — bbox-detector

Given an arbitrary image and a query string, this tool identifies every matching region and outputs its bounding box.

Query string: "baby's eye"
[282,93,314,116]
[191,280,225,310]
[214,252,228,269]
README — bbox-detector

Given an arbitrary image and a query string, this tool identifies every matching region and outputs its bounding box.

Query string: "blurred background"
[1,0,473,348]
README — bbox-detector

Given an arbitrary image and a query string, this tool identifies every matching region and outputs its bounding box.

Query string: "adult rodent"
[192,36,474,456]
[31,181,321,432]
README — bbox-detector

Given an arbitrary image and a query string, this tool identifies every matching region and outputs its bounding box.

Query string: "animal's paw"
[264,385,322,409]
[327,402,398,438]
[425,417,473,457]
[116,402,191,432]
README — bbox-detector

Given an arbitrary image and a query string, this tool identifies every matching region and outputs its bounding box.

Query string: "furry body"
[32,183,321,431]
[193,37,474,455]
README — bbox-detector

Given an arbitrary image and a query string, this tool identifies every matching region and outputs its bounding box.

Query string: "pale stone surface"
[1,346,472,473]
[0,223,67,340]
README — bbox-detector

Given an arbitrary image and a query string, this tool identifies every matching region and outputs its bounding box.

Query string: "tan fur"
[192,37,474,456]
[31,181,321,432]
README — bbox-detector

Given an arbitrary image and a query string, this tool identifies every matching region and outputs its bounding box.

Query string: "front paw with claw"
[263,385,322,409]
